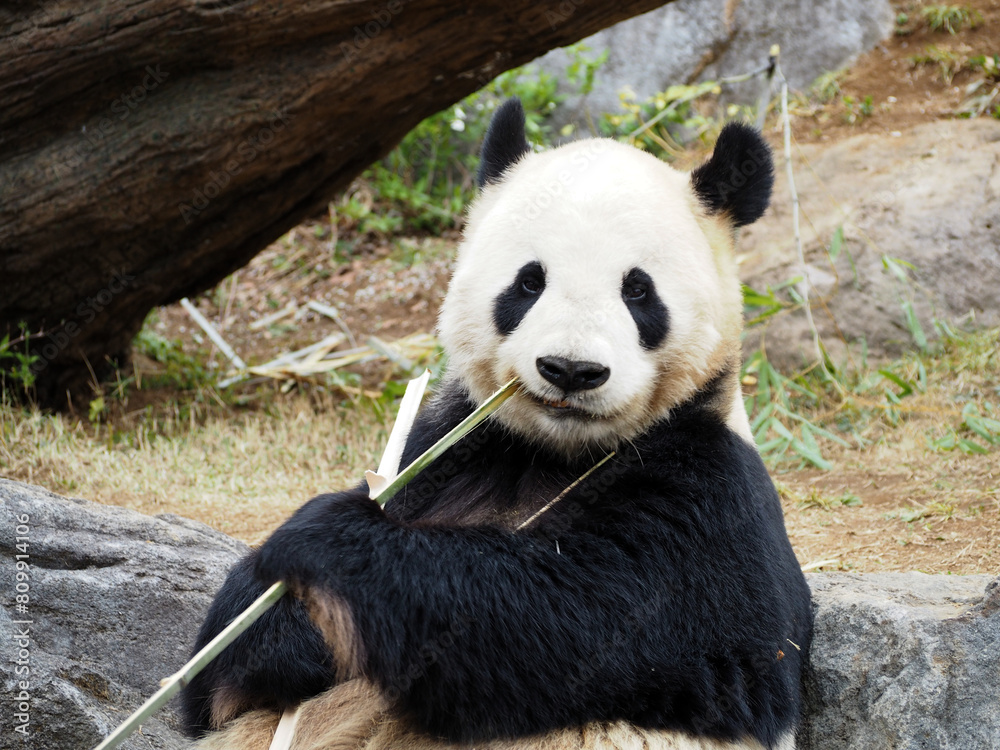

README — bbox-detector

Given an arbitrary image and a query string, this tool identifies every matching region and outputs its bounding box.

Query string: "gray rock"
[801,572,1000,750]
[0,478,246,750]
[739,118,1000,366]
[535,0,893,128]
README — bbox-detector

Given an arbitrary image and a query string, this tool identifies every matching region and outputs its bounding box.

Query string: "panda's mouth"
[527,392,592,417]
[542,396,572,409]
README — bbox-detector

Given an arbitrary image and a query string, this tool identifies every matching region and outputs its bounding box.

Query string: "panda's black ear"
[477,98,531,189]
[690,122,774,228]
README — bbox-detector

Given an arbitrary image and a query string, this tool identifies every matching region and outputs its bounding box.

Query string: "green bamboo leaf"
[750,402,776,434]
[773,406,851,447]
[756,358,772,410]
[958,438,989,454]
[962,404,1000,444]
[799,423,821,454]
[930,432,958,451]
[742,284,781,307]
[771,420,795,441]
[757,436,791,455]
[882,255,917,281]
[771,275,805,291]
[878,369,914,398]
[828,226,844,261]
[901,300,928,351]
[791,439,833,470]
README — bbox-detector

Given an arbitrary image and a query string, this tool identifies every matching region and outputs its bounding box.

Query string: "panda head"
[438,98,773,456]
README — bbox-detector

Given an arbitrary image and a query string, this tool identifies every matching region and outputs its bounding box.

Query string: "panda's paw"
[254,488,384,590]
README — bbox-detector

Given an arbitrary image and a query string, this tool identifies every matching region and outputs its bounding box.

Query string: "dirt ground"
[791,0,1000,143]
[24,0,998,575]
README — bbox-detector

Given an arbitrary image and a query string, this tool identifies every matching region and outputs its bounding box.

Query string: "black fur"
[181,555,337,734]
[691,122,774,228]
[476,98,531,188]
[493,260,545,335]
[622,267,669,350]
[183,379,812,748]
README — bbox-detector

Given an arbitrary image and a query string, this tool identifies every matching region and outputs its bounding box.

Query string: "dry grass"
[0,391,390,544]
[770,327,1000,574]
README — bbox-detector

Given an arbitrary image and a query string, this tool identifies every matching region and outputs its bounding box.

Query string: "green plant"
[909,45,967,83]
[740,348,851,470]
[349,55,579,236]
[889,500,958,523]
[134,319,212,390]
[931,402,1000,453]
[810,69,848,103]
[0,325,40,396]
[957,55,1000,118]
[565,44,608,98]
[842,94,875,124]
[970,54,1000,79]
[599,80,721,160]
[797,488,863,510]
[881,255,929,351]
[921,4,983,34]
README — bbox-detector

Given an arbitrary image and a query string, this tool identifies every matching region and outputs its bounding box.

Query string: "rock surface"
[535,0,893,126]
[1,480,998,749]
[739,118,1000,366]
[0,478,246,750]
[800,572,1000,750]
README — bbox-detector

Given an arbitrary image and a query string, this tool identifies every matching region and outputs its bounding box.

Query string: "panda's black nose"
[536,356,610,392]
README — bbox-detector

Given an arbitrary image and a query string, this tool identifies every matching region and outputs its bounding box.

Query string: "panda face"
[438,101,772,456]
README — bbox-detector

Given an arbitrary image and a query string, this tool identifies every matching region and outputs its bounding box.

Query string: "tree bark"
[0,0,673,407]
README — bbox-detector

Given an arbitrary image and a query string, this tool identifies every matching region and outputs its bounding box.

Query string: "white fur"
[439,138,742,455]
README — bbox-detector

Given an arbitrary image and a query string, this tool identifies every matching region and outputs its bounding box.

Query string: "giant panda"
[181,98,812,750]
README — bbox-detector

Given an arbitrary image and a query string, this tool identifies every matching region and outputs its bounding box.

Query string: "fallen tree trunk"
[0,0,672,407]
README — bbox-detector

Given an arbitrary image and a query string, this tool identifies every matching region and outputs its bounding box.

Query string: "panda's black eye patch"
[494,261,545,335]
[622,267,669,350]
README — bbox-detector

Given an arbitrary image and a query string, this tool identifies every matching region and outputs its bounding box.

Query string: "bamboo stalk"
[516,451,616,530]
[180,297,247,371]
[92,580,287,750]
[775,53,827,377]
[374,377,520,506]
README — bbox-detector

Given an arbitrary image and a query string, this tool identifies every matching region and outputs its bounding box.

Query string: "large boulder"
[739,118,1000,366]
[535,0,893,126]
[2,479,997,748]
[0,478,246,749]
[800,572,1000,750]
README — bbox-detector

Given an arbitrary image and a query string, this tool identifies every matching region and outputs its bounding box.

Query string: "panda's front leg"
[179,494,368,736]
[254,487,655,743]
